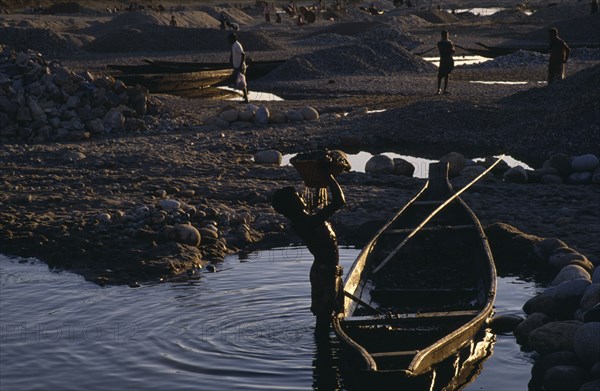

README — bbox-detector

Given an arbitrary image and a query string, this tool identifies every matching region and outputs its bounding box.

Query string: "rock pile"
[94,195,261,266]
[519,246,599,390]
[503,153,600,185]
[486,224,599,391]
[0,48,152,143]
[205,103,320,127]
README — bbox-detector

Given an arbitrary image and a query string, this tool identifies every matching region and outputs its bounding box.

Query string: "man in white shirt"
[227,33,249,103]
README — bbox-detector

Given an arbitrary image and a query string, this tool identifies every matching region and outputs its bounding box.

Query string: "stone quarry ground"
[0,0,599,285]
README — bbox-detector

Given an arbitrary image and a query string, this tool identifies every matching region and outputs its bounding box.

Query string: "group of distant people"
[105,3,169,13]
[437,26,571,95]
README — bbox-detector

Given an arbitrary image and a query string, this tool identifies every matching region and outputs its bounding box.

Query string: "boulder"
[460,165,487,179]
[103,108,124,131]
[530,351,580,380]
[365,155,394,174]
[238,110,254,122]
[254,150,282,165]
[544,279,591,300]
[255,106,270,125]
[285,110,305,122]
[439,152,465,177]
[503,166,528,183]
[487,313,524,333]
[514,312,550,344]
[571,154,599,172]
[299,106,319,121]
[159,199,181,211]
[269,111,287,124]
[172,224,201,247]
[219,109,239,123]
[542,365,587,391]
[573,322,600,365]
[551,265,591,285]
[528,321,582,354]
[548,248,585,269]
[548,153,573,178]
[392,158,415,177]
[534,238,568,261]
[580,283,600,313]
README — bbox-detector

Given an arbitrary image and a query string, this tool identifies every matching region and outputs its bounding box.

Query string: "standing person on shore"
[227,32,249,103]
[547,27,571,84]
[271,167,346,337]
[436,30,455,95]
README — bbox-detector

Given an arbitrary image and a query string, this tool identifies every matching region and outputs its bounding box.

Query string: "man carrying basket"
[272,151,349,336]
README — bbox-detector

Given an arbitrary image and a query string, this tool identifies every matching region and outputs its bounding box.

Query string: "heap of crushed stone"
[259,37,435,81]
[0,26,79,56]
[43,2,99,15]
[85,27,284,53]
[498,63,600,157]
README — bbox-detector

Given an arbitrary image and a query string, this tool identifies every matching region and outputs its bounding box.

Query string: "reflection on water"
[424,55,491,67]
[470,81,529,85]
[282,152,532,179]
[218,86,284,101]
[1,249,539,390]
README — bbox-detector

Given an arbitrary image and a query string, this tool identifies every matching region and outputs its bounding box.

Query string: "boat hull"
[333,162,496,381]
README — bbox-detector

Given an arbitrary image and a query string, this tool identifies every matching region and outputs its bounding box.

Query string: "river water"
[0,248,541,390]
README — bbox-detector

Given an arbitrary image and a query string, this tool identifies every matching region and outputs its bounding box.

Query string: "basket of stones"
[290,149,351,188]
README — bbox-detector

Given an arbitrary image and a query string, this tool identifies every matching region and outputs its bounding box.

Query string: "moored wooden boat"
[108,59,285,84]
[113,69,232,93]
[141,59,286,80]
[333,162,497,384]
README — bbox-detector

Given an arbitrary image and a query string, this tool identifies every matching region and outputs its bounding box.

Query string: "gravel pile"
[498,62,600,158]
[43,2,99,15]
[85,26,284,53]
[357,24,423,50]
[407,9,460,24]
[293,33,356,47]
[259,36,435,81]
[464,50,548,68]
[0,26,79,56]
[520,14,600,44]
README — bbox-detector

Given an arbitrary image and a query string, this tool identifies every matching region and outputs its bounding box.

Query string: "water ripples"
[1,249,540,390]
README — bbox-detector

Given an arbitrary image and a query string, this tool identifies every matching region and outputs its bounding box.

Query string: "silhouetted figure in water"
[592,0,599,14]
[272,173,346,336]
[547,27,570,84]
[437,30,455,95]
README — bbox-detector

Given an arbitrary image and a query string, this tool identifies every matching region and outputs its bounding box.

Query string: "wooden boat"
[113,69,232,93]
[333,162,497,384]
[142,59,286,80]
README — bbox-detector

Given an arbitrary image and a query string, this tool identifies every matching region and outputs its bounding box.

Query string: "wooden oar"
[372,155,505,274]
[344,291,386,315]
[415,46,436,56]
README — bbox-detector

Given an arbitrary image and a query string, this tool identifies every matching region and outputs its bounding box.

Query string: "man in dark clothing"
[272,173,346,335]
[437,30,455,95]
[547,28,570,84]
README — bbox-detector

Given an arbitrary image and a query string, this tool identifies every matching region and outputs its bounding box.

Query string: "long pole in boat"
[372,155,505,274]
